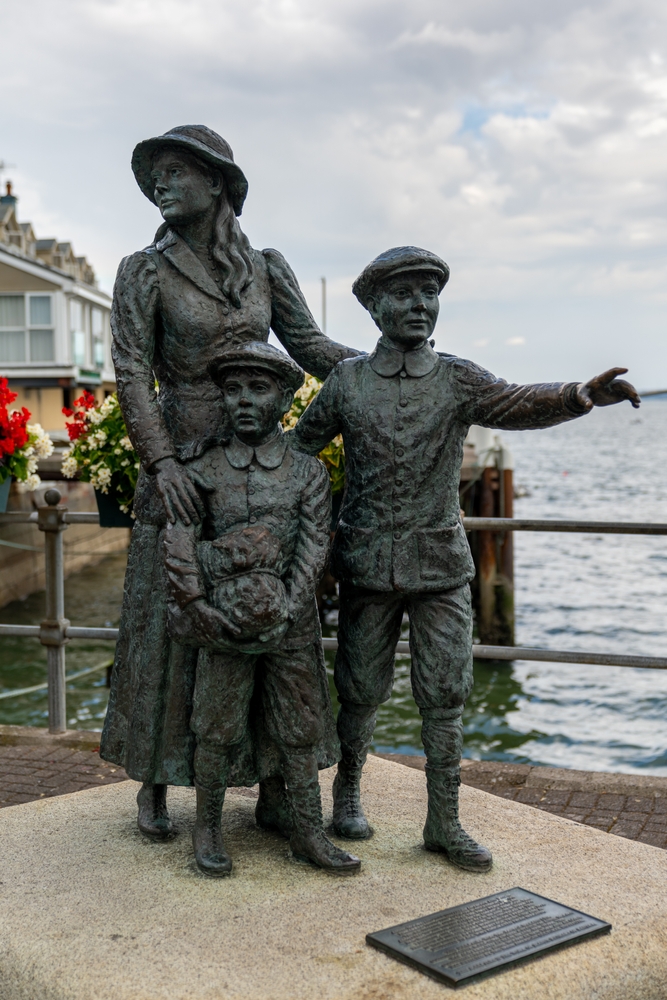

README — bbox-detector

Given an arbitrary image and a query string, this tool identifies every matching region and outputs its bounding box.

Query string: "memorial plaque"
[366,887,611,988]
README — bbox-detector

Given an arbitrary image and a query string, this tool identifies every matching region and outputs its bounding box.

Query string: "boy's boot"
[193,742,232,876]
[332,702,376,840]
[421,710,492,872]
[137,782,175,840]
[285,753,361,873]
[255,775,293,838]
[193,783,232,877]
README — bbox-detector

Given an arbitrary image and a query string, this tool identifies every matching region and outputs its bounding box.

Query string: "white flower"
[16,473,41,493]
[28,424,54,459]
[120,459,130,467]
[91,430,107,446]
[61,456,79,479]
[100,396,116,417]
[91,465,112,493]
[89,410,104,425]
[119,436,133,451]
[114,448,122,455]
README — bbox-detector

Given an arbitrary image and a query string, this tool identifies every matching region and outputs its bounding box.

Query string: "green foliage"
[282,374,345,494]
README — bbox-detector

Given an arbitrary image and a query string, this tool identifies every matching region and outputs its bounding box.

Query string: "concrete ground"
[1,727,666,849]
[1,754,666,1000]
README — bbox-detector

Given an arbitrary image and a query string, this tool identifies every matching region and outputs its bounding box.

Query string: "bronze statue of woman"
[100,125,357,838]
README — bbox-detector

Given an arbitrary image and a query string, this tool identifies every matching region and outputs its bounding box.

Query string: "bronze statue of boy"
[293,246,640,873]
[162,341,360,876]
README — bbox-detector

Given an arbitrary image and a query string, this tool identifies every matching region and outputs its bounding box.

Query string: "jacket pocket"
[416,521,474,583]
[331,522,374,580]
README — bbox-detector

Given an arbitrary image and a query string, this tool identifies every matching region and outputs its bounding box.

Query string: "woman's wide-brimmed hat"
[131,124,249,216]
[208,342,305,394]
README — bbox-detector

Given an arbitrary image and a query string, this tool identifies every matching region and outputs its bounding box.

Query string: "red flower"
[0,378,31,462]
[62,389,98,441]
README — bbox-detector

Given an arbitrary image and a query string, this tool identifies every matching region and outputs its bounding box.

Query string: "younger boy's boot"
[422,764,492,873]
[255,775,293,838]
[137,782,175,840]
[332,702,376,840]
[193,783,232,877]
[285,753,361,873]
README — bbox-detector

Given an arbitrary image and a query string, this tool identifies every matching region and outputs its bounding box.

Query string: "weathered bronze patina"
[100,126,358,841]
[292,245,640,872]
[160,342,360,875]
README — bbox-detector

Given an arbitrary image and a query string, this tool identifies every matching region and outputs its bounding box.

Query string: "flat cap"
[208,342,305,394]
[352,246,449,308]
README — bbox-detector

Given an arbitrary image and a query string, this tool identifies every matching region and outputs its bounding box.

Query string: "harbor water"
[0,397,665,774]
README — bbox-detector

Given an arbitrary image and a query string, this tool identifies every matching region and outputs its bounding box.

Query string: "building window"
[70,298,86,365]
[91,306,105,367]
[0,293,54,363]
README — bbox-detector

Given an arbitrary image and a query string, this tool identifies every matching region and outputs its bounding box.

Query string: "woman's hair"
[154,150,254,308]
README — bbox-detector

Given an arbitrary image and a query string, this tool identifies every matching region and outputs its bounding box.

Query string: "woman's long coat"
[100,229,354,785]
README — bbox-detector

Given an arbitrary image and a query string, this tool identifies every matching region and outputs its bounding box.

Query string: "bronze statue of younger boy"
[163,341,360,876]
[292,246,640,873]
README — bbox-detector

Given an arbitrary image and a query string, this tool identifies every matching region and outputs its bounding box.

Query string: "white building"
[0,182,113,431]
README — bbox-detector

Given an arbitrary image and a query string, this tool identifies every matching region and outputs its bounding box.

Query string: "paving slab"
[0,755,666,999]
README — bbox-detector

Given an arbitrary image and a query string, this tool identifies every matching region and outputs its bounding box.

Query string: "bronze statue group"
[100,125,640,877]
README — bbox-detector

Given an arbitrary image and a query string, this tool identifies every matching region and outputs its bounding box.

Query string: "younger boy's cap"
[208,342,305,393]
[352,246,449,309]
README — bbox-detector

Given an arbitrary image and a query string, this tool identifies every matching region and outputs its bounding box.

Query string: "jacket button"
[400,371,407,378]
[395,479,403,486]
[248,487,255,495]
[396,449,404,457]
[400,400,408,407]
[394,504,401,512]
[396,423,403,431]
[393,531,401,540]
[249,515,257,524]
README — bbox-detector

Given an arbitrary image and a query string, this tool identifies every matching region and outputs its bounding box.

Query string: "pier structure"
[461,426,515,646]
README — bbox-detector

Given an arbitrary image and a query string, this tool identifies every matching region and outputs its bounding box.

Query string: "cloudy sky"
[3,0,667,388]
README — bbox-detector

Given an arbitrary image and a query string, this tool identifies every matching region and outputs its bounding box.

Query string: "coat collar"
[224,426,288,470]
[369,338,439,378]
[156,228,226,303]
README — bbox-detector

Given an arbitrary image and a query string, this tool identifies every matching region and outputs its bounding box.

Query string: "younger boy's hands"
[189,599,242,644]
[256,620,290,649]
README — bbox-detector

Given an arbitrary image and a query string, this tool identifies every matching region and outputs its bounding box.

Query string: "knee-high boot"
[192,742,232,877]
[332,701,377,839]
[284,752,361,873]
[421,712,492,872]
[137,782,175,840]
[255,775,293,838]
[193,783,232,877]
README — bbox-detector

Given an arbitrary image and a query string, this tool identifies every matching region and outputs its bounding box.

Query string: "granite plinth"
[0,755,666,999]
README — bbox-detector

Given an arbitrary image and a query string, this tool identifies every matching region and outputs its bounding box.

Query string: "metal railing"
[2,488,667,733]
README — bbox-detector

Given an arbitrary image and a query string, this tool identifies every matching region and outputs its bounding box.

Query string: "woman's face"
[150,150,223,227]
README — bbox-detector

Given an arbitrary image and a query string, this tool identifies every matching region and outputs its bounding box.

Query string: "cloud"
[1,0,667,386]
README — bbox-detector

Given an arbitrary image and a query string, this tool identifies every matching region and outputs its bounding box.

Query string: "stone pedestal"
[0,755,665,999]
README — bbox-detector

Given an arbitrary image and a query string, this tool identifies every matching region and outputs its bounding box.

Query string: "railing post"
[37,488,70,734]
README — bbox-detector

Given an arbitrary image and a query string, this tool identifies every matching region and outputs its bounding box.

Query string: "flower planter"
[0,476,11,513]
[94,489,134,528]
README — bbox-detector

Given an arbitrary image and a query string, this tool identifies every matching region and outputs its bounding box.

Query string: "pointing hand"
[577,368,641,410]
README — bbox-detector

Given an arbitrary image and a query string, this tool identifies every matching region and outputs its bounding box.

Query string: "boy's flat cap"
[208,342,305,393]
[352,246,449,308]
